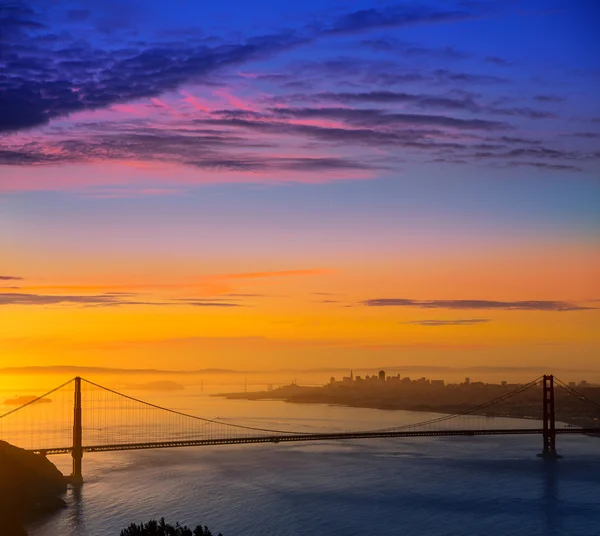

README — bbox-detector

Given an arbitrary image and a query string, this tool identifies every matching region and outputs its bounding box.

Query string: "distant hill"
[128,381,185,391]
[2,364,598,376]
[0,366,239,375]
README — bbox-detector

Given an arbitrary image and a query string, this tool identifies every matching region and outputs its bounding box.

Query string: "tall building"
[379,370,385,381]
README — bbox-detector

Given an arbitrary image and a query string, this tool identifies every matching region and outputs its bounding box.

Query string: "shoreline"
[215,391,600,434]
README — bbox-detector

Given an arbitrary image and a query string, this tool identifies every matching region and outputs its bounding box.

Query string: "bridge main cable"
[554,377,600,412]
[0,377,75,420]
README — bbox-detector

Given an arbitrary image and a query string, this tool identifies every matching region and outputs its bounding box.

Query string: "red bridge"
[1,375,598,482]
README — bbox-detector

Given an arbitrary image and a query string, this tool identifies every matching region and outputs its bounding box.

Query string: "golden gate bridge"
[1,375,598,482]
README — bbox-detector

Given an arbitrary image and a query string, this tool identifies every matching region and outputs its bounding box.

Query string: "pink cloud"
[0,159,375,194]
[180,91,212,112]
[236,71,260,79]
[213,89,254,111]
[111,104,148,116]
[286,117,350,130]
[150,98,169,110]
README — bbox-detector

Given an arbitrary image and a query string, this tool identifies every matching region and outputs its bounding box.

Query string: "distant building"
[430,379,445,387]
[379,370,385,381]
[501,381,507,388]
[330,377,336,386]
[464,377,471,385]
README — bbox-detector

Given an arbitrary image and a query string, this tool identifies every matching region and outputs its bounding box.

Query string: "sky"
[1,0,599,376]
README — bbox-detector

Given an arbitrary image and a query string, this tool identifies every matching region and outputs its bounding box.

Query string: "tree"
[119,517,223,536]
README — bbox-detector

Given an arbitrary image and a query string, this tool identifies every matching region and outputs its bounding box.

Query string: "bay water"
[20,392,600,536]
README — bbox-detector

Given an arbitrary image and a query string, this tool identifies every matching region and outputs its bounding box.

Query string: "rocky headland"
[0,440,67,536]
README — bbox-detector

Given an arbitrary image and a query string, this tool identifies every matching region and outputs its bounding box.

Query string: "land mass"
[218,375,600,430]
[0,441,67,536]
[3,396,52,406]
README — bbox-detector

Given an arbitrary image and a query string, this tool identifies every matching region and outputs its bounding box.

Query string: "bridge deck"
[33,427,599,456]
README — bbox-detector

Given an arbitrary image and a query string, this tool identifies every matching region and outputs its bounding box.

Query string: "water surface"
[23,395,600,536]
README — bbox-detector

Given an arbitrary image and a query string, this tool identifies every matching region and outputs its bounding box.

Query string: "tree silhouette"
[119,517,222,536]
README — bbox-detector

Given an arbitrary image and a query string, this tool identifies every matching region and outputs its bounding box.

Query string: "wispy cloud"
[323,4,475,35]
[0,276,23,281]
[267,106,509,130]
[485,56,512,66]
[399,319,491,326]
[362,298,594,312]
[0,292,243,308]
[534,94,564,103]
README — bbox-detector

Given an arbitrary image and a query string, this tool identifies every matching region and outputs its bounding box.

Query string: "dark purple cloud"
[0,292,243,307]
[0,1,490,133]
[2,109,590,175]
[309,91,479,111]
[432,69,508,85]
[568,132,600,139]
[360,38,469,60]
[486,106,556,119]
[323,4,474,35]
[270,91,556,120]
[268,107,509,130]
[485,56,511,66]
[0,276,23,281]
[534,95,565,103]
[0,123,380,172]
[400,319,491,326]
[507,161,583,172]
[362,298,594,311]
[0,30,306,132]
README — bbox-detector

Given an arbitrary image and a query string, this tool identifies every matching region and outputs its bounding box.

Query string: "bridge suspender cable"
[554,377,600,412]
[81,378,308,435]
[2,373,598,477]
[369,377,544,433]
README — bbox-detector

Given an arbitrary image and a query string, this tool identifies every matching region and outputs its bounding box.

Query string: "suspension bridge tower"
[540,374,558,459]
[71,376,83,483]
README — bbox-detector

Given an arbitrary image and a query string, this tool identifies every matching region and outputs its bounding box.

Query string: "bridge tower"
[540,374,558,459]
[71,376,83,482]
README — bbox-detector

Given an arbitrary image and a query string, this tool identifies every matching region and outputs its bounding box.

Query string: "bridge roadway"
[33,427,599,456]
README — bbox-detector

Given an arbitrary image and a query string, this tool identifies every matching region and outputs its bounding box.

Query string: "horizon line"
[2,365,599,375]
